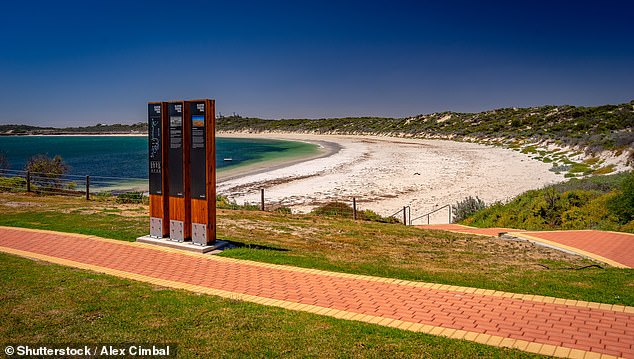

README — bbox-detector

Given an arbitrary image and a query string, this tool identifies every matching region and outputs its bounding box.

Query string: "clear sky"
[1,0,633,126]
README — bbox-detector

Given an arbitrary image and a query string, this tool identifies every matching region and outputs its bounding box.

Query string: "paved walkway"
[418,224,634,268]
[0,226,632,359]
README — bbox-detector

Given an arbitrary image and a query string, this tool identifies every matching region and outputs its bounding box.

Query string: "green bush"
[24,154,69,189]
[311,202,399,223]
[463,171,634,233]
[452,196,486,223]
[116,192,144,204]
[607,172,634,224]
[311,202,353,217]
[94,191,114,201]
[0,176,26,192]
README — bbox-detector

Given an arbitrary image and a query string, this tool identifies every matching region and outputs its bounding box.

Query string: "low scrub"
[311,202,400,223]
[0,176,26,192]
[462,171,634,233]
[216,195,260,211]
[452,196,486,223]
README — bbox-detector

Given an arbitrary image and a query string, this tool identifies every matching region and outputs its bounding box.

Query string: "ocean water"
[0,136,317,180]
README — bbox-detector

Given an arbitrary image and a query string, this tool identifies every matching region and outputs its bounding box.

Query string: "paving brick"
[1,226,633,359]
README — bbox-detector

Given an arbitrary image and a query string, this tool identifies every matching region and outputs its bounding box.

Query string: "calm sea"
[0,136,316,179]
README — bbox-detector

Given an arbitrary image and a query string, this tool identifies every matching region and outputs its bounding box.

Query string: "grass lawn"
[0,253,540,358]
[0,192,632,306]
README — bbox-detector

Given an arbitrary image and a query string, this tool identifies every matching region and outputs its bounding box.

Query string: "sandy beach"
[217,133,565,224]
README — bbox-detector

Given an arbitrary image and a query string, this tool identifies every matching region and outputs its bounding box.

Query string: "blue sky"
[1,0,633,126]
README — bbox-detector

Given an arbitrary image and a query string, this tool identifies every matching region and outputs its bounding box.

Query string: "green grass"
[1,192,633,306]
[0,209,147,241]
[0,253,540,358]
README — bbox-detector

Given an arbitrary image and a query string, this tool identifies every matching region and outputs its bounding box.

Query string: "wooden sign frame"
[148,102,170,238]
[167,101,191,242]
[187,99,217,245]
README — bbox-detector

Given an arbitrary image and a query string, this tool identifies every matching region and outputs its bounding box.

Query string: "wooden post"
[403,206,407,225]
[26,171,31,192]
[353,197,357,220]
[260,188,265,211]
[85,175,90,200]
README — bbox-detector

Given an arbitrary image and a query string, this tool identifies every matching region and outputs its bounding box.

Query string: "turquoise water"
[0,136,317,179]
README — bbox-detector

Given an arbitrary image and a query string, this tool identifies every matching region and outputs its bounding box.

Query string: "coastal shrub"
[216,195,260,211]
[607,171,634,224]
[560,193,619,230]
[358,209,401,224]
[311,202,400,223]
[463,172,634,233]
[24,154,69,189]
[274,206,292,214]
[94,191,114,201]
[116,192,144,204]
[452,196,486,223]
[0,176,26,192]
[312,202,353,217]
[592,165,616,175]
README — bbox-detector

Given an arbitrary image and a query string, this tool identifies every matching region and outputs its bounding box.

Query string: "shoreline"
[3,132,590,224]
[217,135,342,182]
[216,132,568,222]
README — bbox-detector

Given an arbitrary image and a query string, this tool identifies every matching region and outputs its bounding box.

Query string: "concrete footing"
[136,235,230,254]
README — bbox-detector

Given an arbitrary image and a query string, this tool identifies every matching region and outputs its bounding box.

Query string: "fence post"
[26,171,31,192]
[448,204,452,224]
[353,197,357,220]
[85,175,90,200]
[403,206,407,225]
[260,188,265,211]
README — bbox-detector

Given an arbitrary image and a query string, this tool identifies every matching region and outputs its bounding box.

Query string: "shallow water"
[0,136,317,180]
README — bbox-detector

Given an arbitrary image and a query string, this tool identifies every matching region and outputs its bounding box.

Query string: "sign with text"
[148,103,163,195]
[187,99,216,245]
[189,101,207,199]
[146,99,215,244]
[148,102,169,238]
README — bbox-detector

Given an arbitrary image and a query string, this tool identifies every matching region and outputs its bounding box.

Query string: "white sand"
[217,133,565,224]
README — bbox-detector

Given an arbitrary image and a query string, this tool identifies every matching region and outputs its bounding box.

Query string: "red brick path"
[0,227,632,358]
[520,230,634,268]
[419,224,634,268]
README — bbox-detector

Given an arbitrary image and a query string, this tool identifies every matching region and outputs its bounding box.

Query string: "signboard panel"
[190,101,207,199]
[187,99,216,245]
[168,102,184,197]
[148,103,163,195]
[146,98,214,244]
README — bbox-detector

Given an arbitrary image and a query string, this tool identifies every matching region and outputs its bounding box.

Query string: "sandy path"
[217,133,564,223]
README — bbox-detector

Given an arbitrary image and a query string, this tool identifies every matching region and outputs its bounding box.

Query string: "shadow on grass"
[224,240,290,252]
